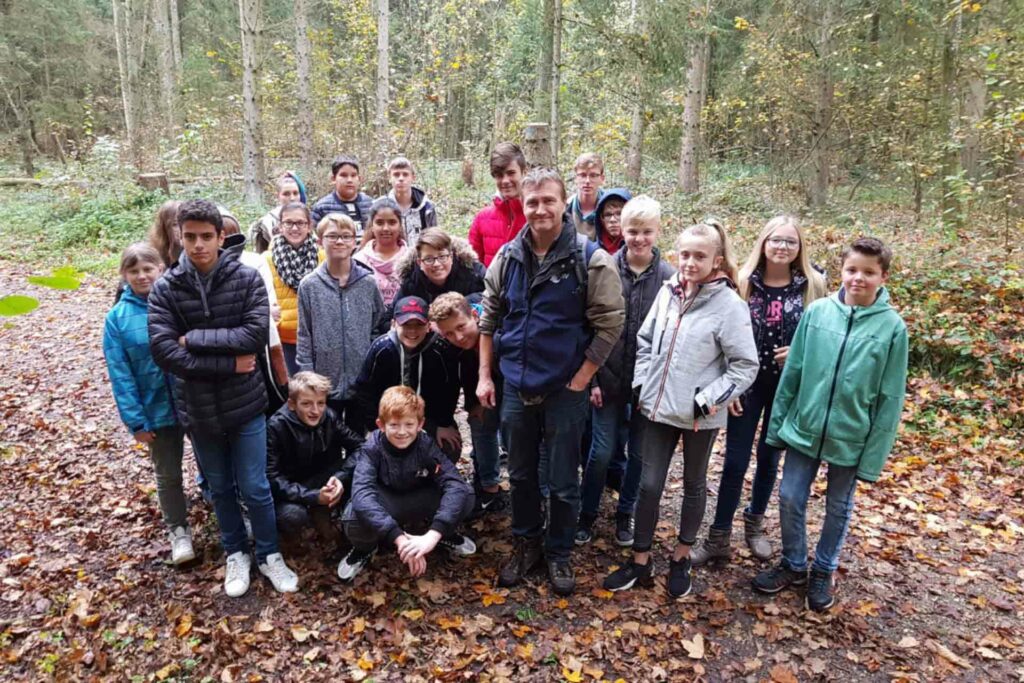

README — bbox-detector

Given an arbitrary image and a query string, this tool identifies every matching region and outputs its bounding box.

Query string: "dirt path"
[0,262,1021,682]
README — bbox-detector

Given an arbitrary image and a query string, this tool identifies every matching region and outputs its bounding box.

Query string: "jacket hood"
[395,235,480,281]
[665,271,737,310]
[833,286,894,316]
[615,246,672,280]
[312,258,374,289]
[120,288,149,308]
[594,188,632,242]
[388,186,428,212]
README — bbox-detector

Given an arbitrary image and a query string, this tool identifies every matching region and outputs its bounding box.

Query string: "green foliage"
[0,295,39,316]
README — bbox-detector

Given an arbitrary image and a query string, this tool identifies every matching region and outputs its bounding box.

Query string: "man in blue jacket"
[477,168,625,596]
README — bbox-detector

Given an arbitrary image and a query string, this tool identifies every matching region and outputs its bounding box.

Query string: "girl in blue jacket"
[103,243,193,566]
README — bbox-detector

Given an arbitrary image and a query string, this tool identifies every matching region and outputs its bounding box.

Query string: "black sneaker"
[603,559,654,592]
[497,537,544,587]
[806,568,836,612]
[547,560,576,596]
[336,547,375,581]
[574,517,594,546]
[438,533,477,557]
[471,488,509,519]
[752,560,808,594]
[614,514,634,547]
[667,557,692,598]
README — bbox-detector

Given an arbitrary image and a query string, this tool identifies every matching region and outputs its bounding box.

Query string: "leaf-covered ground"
[1,259,1022,683]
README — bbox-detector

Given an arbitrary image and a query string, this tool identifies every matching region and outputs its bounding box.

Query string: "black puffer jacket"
[350,430,472,544]
[265,404,364,505]
[148,234,269,432]
[393,237,486,308]
[595,247,676,402]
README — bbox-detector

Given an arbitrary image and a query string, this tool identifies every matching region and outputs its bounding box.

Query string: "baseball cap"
[393,296,429,324]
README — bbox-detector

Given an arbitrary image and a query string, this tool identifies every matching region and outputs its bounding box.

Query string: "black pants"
[342,486,474,552]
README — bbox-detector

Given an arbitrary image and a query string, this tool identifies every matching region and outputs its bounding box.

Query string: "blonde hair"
[288,371,331,398]
[573,152,604,174]
[120,242,164,273]
[620,195,661,230]
[737,215,828,305]
[379,385,425,422]
[429,292,474,323]
[316,212,358,240]
[676,218,738,282]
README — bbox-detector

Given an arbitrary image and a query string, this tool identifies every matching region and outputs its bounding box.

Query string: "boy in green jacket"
[752,237,908,612]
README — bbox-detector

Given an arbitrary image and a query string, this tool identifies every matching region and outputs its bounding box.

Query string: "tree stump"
[137,172,170,193]
[461,156,474,188]
[523,122,554,169]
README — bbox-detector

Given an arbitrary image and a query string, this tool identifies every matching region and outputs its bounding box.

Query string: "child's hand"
[728,399,743,417]
[178,336,187,348]
[403,553,428,577]
[436,426,462,454]
[476,376,496,409]
[133,430,156,444]
[705,403,718,417]
[773,345,790,366]
[270,303,282,323]
[318,477,344,507]
[397,530,441,562]
[590,386,603,408]
[235,354,256,374]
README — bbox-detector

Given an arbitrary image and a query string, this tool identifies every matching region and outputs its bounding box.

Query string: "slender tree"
[153,0,176,133]
[239,0,267,203]
[807,0,835,209]
[678,37,707,193]
[294,0,314,173]
[550,0,562,162]
[375,0,390,152]
[534,0,554,122]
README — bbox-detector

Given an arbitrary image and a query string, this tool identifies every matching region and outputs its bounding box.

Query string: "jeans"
[189,415,279,562]
[149,426,188,529]
[711,378,782,530]
[468,407,501,489]
[778,448,858,573]
[501,382,588,562]
[276,501,338,540]
[579,397,643,522]
[282,342,299,376]
[343,485,475,552]
[632,414,718,553]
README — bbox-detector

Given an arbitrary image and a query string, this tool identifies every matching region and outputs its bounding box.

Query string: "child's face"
[332,164,361,200]
[389,168,414,194]
[180,220,225,274]
[493,163,524,200]
[395,318,429,349]
[764,224,800,267]
[841,251,888,306]
[600,200,625,239]
[418,244,453,286]
[371,210,401,248]
[623,219,659,262]
[377,414,424,450]
[124,260,164,297]
[677,234,722,283]
[278,180,301,205]
[320,224,357,261]
[574,165,604,202]
[435,310,479,351]
[280,208,311,247]
[289,389,327,427]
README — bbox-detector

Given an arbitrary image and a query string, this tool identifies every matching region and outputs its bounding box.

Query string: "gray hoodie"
[296,260,387,401]
[633,273,758,430]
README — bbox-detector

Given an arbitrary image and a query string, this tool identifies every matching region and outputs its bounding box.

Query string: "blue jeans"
[778,448,858,573]
[190,415,279,562]
[282,342,299,376]
[711,379,782,530]
[468,407,501,489]
[501,382,588,561]
[579,397,643,522]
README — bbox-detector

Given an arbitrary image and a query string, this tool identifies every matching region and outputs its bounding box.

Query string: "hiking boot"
[603,559,654,592]
[224,551,252,598]
[574,517,595,546]
[752,560,808,595]
[169,526,196,565]
[439,533,477,557]
[258,553,299,593]
[614,514,634,547]
[806,568,836,612]
[667,557,693,599]
[547,560,576,596]
[337,547,375,582]
[690,526,732,567]
[497,537,544,588]
[471,488,509,519]
[744,512,772,560]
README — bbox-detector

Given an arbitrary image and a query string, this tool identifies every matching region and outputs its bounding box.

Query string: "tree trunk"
[549,0,562,163]
[168,0,182,77]
[375,0,390,154]
[294,0,315,173]
[625,0,649,184]
[939,9,962,228]
[808,1,835,209]
[153,0,176,133]
[534,0,554,122]
[678,40,706,193]
[239,0,267,204]
[111,0,140,166]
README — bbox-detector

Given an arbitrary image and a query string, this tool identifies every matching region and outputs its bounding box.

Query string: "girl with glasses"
[393,228,486,309]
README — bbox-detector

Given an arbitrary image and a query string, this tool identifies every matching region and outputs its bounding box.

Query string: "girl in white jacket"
[603,220,758,598]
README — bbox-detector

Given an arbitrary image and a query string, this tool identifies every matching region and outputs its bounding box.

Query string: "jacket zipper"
[651,287,699,417]
[817,307,856,458]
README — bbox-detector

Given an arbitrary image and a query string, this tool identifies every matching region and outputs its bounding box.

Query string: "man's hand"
[235,354,256,374]
[567,359,599,392]
[436,426,462,454]
[590,386,603,408]
[727,398,744,417]
[317,476,344,507]
[476,375,496,409]
[133,430,156,444]
[774,345,790,366]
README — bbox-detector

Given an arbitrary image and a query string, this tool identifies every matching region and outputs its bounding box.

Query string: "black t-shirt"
[758,285,787,380]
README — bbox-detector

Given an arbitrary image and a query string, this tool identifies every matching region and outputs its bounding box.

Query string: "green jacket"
[766,288,908,482]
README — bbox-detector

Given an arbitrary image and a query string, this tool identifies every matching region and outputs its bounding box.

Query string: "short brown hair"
[573,152,604,174]
[490,142,527,177]
[119,242,163,273]
[388,156,414,174]
[841,237,893,273]
[288,371,331,398]
[520,167,567,201]
[429,292,474,323]
[378,385,425,422]
[414,227,452,256]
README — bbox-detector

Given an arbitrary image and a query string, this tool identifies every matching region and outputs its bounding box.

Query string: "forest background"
[0,0,1022,680]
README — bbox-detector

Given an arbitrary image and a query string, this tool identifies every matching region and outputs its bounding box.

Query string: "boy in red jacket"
[468,142,527,267]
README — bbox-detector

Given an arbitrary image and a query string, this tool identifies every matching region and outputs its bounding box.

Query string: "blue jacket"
[103,289,177,433]
[593,188,632,253]
[310,191,374,237]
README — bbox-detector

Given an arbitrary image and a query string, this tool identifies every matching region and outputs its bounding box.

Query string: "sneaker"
[439,533,477,557]
[667,557,692,598]
[547,560,576,596]
[258,553,299,593]
[614,514,634,547]
[224,551,252,598]
[471,488,509,518]
[337,547,375,582]
[603,559,654,592]
[574,520,594,546]
[806,568,836,612]
[752,560,808,595]
[497,537,544,588]
[169,526,196,565]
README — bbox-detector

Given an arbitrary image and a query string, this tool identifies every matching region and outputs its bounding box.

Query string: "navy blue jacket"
[310,191,374,236]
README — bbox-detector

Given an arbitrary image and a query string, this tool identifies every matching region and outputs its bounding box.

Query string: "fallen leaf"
[155,663,180,680]
[681,632,704,660]
[925,640,972,670]
[562,665,583,682]
[770,664,799,683]
[482,592,506,606]
[897,636,919,648]
[175,614,193,637]
[291,625,314,643]
[401,609,424,621]
[352,617,366,634]
[357,652,374,671]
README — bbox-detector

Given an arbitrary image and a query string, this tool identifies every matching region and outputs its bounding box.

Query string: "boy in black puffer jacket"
[266,372,365,548]
[337,387,475,581]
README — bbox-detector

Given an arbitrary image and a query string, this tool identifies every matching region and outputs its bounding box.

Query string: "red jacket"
[468,195,526,267]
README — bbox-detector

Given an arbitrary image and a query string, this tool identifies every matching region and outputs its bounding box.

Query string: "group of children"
[102,146,907,613]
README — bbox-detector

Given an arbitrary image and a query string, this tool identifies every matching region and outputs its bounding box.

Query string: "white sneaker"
[337,548,375,581]
[258,553,299,593]
[439,533,477,557]
[169,526,195,565]
[224,551,252,597]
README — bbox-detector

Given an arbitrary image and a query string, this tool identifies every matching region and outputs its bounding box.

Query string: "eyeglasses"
[767,237,799,249]
[575,172,602,181]
[419,253,452,266]
[323,234,356,244]
[282,220,309,230]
